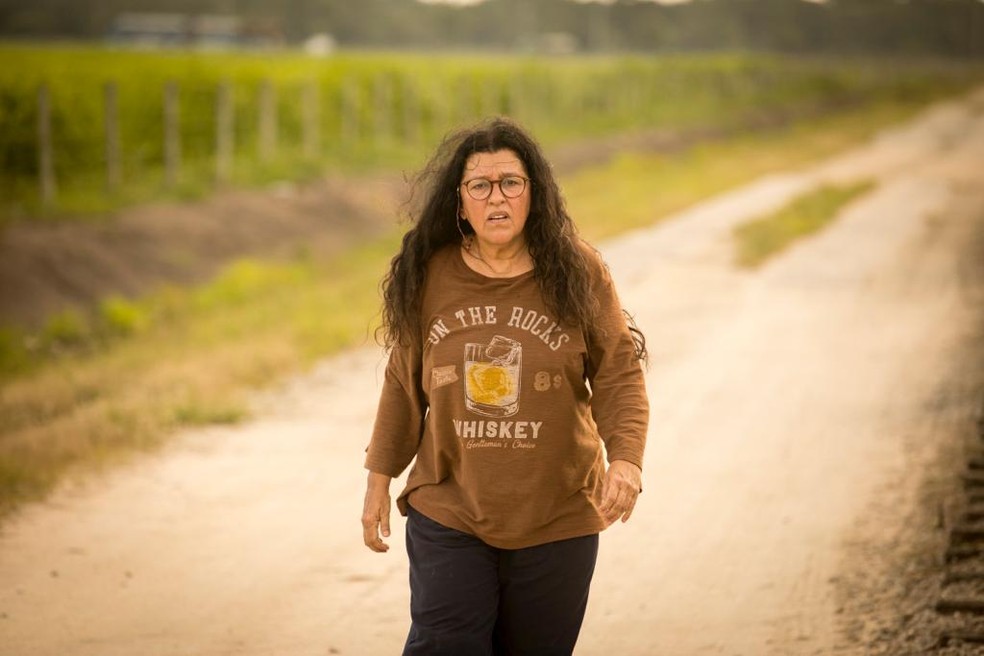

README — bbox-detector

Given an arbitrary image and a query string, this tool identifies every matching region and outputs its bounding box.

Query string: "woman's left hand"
[600,459,642,525]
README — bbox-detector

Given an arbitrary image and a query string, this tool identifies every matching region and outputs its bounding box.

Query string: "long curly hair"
[379,116,646,362]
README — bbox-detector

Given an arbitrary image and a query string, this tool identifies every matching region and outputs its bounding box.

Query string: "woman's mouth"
[487,212,509,222]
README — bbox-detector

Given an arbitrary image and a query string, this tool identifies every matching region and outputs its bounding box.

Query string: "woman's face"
[459,148,531,251]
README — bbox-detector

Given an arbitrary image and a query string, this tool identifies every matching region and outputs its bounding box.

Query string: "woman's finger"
[602,461,643,523]
[380,503,391,538]
[363,517,389,552]
[600,475,618,512]
[613,482,640,522]
[361,490,391,552]
[621,487,639,522]
[614,485,631,516]
[602,484,625,522]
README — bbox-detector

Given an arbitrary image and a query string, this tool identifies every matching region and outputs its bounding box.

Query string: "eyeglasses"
[460,176,530,201]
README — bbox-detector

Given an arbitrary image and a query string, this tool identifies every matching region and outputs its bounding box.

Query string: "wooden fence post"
[455,77,475,126]
[373,73,391,146]
[258,79,277,162]
[302,79,319,159]
[506,76,522,121]
[163,80,181,189]
[37,84,56,206]
[340,77,359,144]
[104,81,121,194]
[215,80,233,184]
[401,78,420,145]
[475,80,499,119]
[424,81,446,140]
[502,78,517,119]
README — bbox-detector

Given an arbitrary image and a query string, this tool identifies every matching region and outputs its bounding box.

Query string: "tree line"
[0,0,982,58]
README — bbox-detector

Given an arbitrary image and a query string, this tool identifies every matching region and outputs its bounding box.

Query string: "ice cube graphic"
[485,335,521,366]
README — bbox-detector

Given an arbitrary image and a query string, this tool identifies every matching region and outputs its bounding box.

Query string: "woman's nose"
[488,181,507,201]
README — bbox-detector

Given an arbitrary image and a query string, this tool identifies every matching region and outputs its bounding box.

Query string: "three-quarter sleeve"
[584,252,650,470]
[364,340,428,478]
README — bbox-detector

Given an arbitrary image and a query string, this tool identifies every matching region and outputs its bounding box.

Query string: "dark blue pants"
[403,506,599,656]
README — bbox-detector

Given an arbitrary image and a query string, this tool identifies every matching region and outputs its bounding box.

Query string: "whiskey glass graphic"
[463,336,522,417]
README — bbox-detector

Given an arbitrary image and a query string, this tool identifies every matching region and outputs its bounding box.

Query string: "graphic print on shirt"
[427,304,572,450]
[463,335,522,417]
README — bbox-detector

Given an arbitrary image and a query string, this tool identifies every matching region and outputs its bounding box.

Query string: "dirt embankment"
[0,175,404,329]
[0,100,865,330]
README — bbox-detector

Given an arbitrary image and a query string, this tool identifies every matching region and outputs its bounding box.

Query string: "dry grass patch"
[565,99,922,242]
[0,237,396,515]
[733,179,876,268]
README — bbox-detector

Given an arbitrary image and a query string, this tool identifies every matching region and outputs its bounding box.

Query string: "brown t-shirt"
[365,240,649,549]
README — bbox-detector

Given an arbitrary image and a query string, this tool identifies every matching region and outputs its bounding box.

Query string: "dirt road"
[2,89,983,656]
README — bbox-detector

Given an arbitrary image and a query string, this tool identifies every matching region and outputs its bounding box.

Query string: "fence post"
[455,77,475,127]
[38,84,56,206]
[164,80,181,189]
[215,80,233,184]
[428,81,450,139]
[302,79,319,159]
[340,77,359,144]
[373,73,391,147]
[104,81,121,194]
[401,78,420,145]
[509,73,530,121]
[475,79,499,120]
[258,79,277,162]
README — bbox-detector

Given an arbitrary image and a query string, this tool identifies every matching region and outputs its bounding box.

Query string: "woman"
[361,117,649,655]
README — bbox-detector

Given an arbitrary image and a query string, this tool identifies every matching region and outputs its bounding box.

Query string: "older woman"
[361,117,649,655]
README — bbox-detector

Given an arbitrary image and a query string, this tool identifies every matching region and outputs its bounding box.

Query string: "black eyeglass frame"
[459,176,531,201]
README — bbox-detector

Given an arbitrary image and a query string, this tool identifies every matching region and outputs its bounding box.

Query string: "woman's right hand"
[361,472,393,553]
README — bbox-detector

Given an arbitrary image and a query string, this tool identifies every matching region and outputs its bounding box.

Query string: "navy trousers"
[403,506,599,656]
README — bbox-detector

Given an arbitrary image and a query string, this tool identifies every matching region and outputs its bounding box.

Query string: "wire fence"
[9,62,668,214]
[4,50,979,218]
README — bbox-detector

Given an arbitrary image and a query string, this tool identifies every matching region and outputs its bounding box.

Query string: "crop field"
[1,45,980,220]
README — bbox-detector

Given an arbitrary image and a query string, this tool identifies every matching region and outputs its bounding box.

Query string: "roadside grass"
[0,89,970,515]
[0,237,397,512]
[732,180,876,268]
[565,99,918,242]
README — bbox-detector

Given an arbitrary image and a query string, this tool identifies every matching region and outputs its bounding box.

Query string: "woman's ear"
[456,193,467,222]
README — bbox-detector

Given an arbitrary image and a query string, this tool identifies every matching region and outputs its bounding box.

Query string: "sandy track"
[2,88,983,656]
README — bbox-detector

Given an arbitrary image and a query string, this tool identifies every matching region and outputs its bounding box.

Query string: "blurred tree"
[0,0,980,57]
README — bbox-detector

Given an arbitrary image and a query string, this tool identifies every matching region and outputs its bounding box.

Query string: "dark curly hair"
[379,116,646,362]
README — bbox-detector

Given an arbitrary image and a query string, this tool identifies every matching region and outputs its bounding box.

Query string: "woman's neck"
[461,236,533,278]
